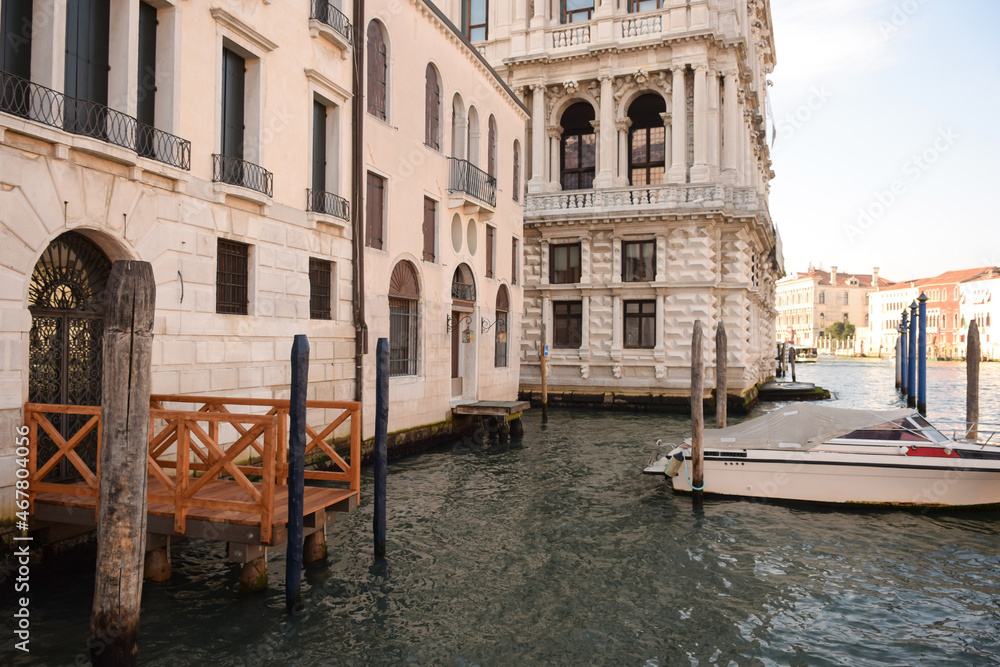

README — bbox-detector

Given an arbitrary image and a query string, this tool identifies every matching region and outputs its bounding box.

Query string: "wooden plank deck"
[32,477,358,542]
[452,400,530,416]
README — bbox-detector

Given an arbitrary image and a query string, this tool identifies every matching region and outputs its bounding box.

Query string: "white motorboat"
[644,403,1000,508]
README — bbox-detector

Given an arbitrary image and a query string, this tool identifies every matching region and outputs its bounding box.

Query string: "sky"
[766,0,1000,284]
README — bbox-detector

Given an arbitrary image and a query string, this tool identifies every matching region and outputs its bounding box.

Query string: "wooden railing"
[25,395,362,544]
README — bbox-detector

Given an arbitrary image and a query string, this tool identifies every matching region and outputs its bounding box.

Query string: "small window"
[562,0,594,23]
[216,239,249,315]
[550,243,581,284]
[844,291,849,305]
[366,22,387,120]
[819,291,825,304]
[625,301,655,348]
[486,224,495,278]
[464,0,488,41]
[512,140,521,202]
[553,301,583,348]
[422,196,436,262]
[512,237,519,285]
[388,261,420,376]
[622,240,655,282]
[425,64,441,150]
[629,0,663,12]
[365,172,385,249]
[495,285,509,367]
[309,258,332,320]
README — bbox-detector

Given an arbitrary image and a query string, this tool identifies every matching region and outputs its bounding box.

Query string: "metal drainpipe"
[351,0,367,404]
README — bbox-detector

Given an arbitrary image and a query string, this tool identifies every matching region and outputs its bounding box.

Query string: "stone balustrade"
[524,183,762,217]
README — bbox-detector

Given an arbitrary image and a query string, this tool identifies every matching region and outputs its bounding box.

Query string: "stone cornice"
[210,8,279,52]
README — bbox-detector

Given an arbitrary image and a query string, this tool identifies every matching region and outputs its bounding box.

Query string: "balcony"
[213,154,273,198]
[448,157,497,215]
[525,183,765,221]
[0,70,191,170]
[307,188,350,223]
[309,0,352,52]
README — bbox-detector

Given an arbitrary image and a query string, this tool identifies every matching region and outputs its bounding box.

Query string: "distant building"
[959,268,1000,360]
[776,267,890,347]
[866,266,998,359]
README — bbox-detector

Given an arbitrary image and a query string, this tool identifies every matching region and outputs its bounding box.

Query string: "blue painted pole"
[917,293,928,415]
[899,313,908,396]
[907,301,918,409]
[286,334,309,612]
[373,337,389,560]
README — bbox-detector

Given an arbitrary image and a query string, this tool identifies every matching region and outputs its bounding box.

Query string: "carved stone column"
[707,70,720,180]
[529,84,547,193]
[654,293,665,360]
[690,64,710,183]
[658,111,671,184]
[547,124,563,190]
[580,295,591,360]
[667,66,687,183]
[722,71,739,184]
[615,117,631,185]
[593,74,616,188]
[540,239,551,285]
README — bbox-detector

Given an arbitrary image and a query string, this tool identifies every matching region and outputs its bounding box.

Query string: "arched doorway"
[28,231,112,480]
[451,264,476,396]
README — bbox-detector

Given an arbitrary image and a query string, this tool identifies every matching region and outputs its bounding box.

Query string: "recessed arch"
[560,102,596,190]
[451,92,467,158]
[425,62,442,151]
[467,105,480,165]
[366,20,389,120]
[389,259,420,299]
[452,263,476,304]
[548,94,597,128]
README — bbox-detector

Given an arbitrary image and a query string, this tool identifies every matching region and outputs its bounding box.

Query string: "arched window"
[512,140,521,202]
[451,93,467,158]
[388,261,419,376]
[467,106,480,164]
[562,0,594,23]
[560,102,595,190]
[495,285,509,367]
[627,94,666,185]
[366,22,387,120]
[487,115,497,177]
[819,313,825,328]
[463,0,488,41]
[425,64,441,150]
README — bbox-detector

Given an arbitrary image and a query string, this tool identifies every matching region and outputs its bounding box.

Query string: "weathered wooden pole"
[374,337,389,559]
[90,261,155,667]
[894,336,902,390]
[540,325,549,423]
[690,321,705,503]
[789,343,796,383]
[907,301,918,408]
[967,321,980,441]
[286,335,308,612]
[715,321,727,429]
[917,293,928,415]
[900,312,909,396]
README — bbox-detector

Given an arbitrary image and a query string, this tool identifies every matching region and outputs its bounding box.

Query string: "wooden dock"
[25,395,362,586]
[452,400,530,416]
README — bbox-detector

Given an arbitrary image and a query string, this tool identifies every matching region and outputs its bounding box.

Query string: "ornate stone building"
[445,0,783,407]
[776,267,891,347]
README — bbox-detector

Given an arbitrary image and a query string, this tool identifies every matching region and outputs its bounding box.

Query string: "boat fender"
[663,447,685,478]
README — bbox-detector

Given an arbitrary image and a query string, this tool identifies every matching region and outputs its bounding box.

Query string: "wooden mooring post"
[286,334,308,612]
[715,321,727,429]
[374,337,389,559]
[967,321,980,441]
[900,311,909,396]
[788,344,796,383]
[540,324,549,423]
[90,261,155,667]
[691,321,705,504]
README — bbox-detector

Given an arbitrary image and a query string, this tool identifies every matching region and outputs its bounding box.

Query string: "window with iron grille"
[622,240,655,282]
[216,239,249,315]
[550,243,581,284]
[366,172,385,249]
[425,64,441,150]
[486,225,495,278]
[309,258,332,320]
[512,237,519,285]
[624,300,655,348]
[553,301,583,348]
[366,21,387,120]
[389,298,417,375]
[422,197,436,262]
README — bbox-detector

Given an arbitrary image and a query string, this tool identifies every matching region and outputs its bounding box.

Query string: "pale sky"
[767,0,1000,284]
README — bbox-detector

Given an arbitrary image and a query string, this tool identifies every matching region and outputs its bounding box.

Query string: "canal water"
[4,358,1000,666]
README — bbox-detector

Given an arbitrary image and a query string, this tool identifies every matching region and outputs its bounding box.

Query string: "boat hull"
[648,450,1000,507]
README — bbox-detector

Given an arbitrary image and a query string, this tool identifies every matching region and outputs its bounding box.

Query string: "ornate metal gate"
[28,232,111,481]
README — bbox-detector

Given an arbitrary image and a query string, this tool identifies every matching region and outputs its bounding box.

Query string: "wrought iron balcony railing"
[310,0,352,42]
[213,154,274,198]
[307,188,350,220]
[448,157,497,207]
[0,70,191,170]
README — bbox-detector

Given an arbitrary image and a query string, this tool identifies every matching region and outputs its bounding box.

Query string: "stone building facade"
[776,267,890,347]
[449,0,783,407]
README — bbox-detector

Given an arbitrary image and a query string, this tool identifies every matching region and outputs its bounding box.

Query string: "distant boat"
[644,403,1000,508]
[795,347,819,363]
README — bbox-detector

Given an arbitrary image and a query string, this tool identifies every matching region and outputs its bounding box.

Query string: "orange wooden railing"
[25,395,362,544]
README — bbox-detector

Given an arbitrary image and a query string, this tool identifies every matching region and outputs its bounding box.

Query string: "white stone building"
[360,0,528,440]
[776,266,890,347]
[960,269,999,360]
[449,0,783,407]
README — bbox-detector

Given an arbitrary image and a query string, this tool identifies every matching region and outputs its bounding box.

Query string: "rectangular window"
[549,243,581,284]
[65,0,110,137]
[365,172,385,250]
[562,0,594,23]
[309,258,332,320]
[629,0,663,12]
[512,237,519,285]
[486,224,495,278]
[553,301,583,348]
[464,0,488,41]
[624,300,656,348]
[495,310,508,367]
[389,297,418,376]
[136,1,157,158]
[623,240,655,282]
[220,47,245,160]
[312,100,328,195]
[629,126,665,185]
[422,196,436,262]
[0,0,33,117]
[561,133,596,190]
[216,239,249,315]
